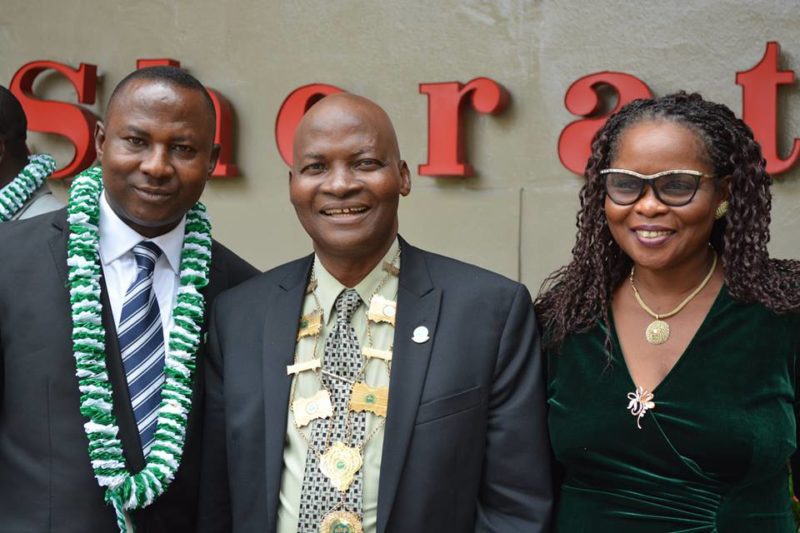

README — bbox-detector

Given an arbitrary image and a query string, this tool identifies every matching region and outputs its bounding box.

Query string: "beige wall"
[2,0,798,292]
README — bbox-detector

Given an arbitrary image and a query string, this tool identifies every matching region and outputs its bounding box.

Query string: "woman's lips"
[632,227,674,247]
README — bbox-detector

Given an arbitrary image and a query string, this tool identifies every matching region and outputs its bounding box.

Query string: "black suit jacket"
[0,208,258,532]
[198,237,553,532]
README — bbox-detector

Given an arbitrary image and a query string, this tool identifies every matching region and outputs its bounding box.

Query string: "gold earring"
[714,200,729,220]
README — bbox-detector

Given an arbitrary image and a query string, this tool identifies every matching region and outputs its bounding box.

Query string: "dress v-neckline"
[610,283,728,396]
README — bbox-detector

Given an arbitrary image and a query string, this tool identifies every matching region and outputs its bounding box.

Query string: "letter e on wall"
[275,84,344,166]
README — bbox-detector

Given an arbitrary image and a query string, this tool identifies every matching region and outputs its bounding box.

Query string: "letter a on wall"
[558,72,651,176]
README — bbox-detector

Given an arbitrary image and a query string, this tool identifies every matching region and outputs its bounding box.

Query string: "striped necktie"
[119,241,165,456]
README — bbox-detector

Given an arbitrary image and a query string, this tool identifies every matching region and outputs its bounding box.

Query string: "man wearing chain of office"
[198,93,553,533]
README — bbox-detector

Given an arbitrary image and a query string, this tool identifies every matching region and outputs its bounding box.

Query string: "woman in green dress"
[536,92,800,532]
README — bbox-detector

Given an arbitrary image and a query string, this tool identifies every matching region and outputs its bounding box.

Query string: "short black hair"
[107,66,216,128]
[0,85,28,157]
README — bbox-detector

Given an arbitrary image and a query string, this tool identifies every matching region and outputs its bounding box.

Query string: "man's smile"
[320,204,370,218]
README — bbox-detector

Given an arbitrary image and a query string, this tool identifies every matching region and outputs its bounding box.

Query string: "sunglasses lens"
[605,173,642,204]
[655,173,699,205]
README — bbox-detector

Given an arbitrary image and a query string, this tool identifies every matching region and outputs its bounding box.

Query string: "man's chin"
[122,212,183,238]
[314,235,395,262]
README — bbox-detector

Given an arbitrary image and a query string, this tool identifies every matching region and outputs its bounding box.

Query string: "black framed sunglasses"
[600,168,714,207]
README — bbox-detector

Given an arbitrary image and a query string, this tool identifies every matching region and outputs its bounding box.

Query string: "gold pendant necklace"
[629,251,717,345]
[289,251,400,532]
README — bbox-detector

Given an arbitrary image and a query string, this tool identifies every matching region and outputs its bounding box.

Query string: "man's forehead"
[294,97,398,159]
[107,80,205,120]
[295,123,385,160]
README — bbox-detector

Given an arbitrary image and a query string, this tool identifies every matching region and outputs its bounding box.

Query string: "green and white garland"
[0,153,56,221]
[67,166,212,532]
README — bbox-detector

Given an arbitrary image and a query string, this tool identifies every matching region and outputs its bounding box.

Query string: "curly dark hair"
[535,91,800,351]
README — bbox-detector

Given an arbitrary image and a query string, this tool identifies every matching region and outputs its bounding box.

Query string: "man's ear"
[94,122,106,161]
[208,144,221,176]
[398,160,411,196]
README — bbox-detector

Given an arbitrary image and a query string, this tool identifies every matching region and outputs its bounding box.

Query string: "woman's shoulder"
[719,283,800,345]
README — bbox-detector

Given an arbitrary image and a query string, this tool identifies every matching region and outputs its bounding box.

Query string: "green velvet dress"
[548,286,800,532]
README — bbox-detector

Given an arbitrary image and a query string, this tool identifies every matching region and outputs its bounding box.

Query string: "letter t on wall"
[736,41,800,176]
[418,78,509,177]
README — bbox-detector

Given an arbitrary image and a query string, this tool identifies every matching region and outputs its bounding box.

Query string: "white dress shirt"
[98,192,186,533]
[98,192,185,342]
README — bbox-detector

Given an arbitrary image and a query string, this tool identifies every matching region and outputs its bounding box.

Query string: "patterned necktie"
[298,288,367,532]
[118,241,165,456]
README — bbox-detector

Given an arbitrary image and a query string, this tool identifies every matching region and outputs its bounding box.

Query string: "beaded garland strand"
[67,166,212,532]
[0,154,56,221]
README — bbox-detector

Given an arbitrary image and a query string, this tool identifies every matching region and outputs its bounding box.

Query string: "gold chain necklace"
[288,251,399,533]
[629,250,717,345]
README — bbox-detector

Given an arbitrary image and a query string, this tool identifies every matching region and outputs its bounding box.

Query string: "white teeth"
[323,207,367,216]
[636,230,671,238]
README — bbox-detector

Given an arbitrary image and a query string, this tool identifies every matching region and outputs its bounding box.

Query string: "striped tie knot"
[335,288,361,325]
[133,241,162,275]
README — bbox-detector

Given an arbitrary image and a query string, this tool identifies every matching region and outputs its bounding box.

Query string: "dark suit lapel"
[377,238,441,533]
[263,255,313,532]
[47,210,69,283]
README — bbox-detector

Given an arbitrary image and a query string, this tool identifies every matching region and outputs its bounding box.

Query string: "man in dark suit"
[0,85,62,219]
[0,67,257,532]
[198,93,552,533]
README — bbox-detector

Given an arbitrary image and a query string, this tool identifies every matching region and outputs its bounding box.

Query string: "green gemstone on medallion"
[332,523,352,533]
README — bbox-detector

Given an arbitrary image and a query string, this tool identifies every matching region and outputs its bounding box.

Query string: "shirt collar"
[98,191,186,275]
[313,238,400,325]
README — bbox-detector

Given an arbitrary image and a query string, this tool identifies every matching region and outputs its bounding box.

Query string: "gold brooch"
[626,386,655,429]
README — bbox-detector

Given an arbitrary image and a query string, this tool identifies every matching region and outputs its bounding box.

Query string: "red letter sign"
[137,58,238,177]
[418,78,509,177]
[275,84,343,166]
[136,58,180,69]
[10,61,99,179]
[558,72,651,176]
[736,41,799,175]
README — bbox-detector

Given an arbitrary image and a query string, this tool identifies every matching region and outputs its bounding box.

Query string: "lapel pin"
[412,325,430,344]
